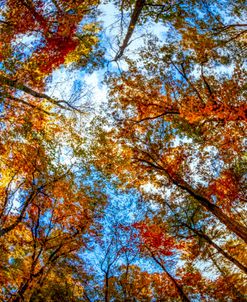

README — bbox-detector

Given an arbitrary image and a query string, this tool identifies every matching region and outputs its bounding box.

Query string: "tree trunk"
[114,0,146,60]
[139,157,247,243]
[209,252,247,301]
[173,178,247,243]
[187,225,247,274]
[150,253,190,302]
[105,269,110,302]
[12,280,31,302]
[185,223,247,274]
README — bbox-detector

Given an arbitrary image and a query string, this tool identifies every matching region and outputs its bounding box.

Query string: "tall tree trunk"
[150,252,190,302]
[12,279,31,302]
[138,157,247,243]
[209,252,247,302]
[104,269,110,302]
[114,0,146,60]
[185,224,247,274]
[173,178,247,243]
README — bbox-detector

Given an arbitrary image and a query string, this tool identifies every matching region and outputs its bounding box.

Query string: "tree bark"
[104,269,110,302]
[114,0,146,60]
[150,253,190,302]
[137,157,247,243]
[173,178,247,244]
[186,225,247,274]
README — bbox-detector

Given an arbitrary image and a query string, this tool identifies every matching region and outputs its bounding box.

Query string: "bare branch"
[0,75,86,113]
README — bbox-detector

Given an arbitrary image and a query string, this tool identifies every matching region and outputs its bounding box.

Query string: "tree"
[0,156,106,301]
[111,265,153,301]
[0,1,107,300]
[99,1,246,240]
[133,218,191,302]
[112,0,246,61]
[0,0,105,238]
[93,72,247,240]
[0,0,101,87]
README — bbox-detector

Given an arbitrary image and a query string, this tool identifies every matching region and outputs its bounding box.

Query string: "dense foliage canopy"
[0,0,246,301]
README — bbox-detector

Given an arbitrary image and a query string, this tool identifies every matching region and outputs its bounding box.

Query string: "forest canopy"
[0,0,246,301]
